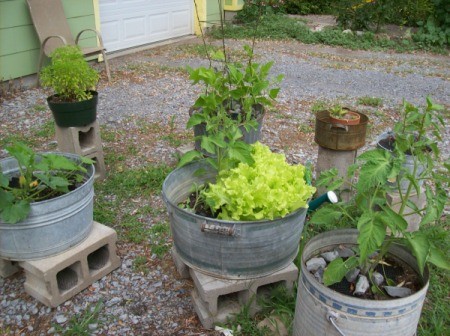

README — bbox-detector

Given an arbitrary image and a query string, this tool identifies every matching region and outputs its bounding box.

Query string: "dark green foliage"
[284,0,335,15]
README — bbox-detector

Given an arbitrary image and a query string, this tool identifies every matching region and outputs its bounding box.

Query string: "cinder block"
[316,146,357,201]
[190,263,298,328]
[171,247,190,279]
[55,120,106,180]
[0,259,20,278]
[55,120,103,156]
[19,222,121,307]
[387,189,426,232]
[191,288,242,329]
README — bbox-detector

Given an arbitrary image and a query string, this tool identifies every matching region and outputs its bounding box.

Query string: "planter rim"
[301,228,430,307]
[46,90,98,104]
[162,160,309,225]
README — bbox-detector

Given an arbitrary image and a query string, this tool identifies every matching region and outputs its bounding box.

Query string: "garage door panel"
[100,0,193,52]
[149,14,169,35]
[123,16,146,39]
[173,10,190,31]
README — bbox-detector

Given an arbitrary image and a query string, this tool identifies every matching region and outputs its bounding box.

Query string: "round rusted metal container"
[315,111,369,151]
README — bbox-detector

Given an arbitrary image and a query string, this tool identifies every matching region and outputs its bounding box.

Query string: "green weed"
[32,120,55,139]
[133,255,150,274]
[53,300,104,335]
[357,96,383,107]
[32,104,47,112]
[311,100,329,113]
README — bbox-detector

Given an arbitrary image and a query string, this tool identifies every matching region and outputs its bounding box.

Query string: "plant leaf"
[0,200,30,224]
[177,150,202,168]
[428,245,450,271]
[357,212,386,265]
[323,256,358,286]
[406,232,430,275]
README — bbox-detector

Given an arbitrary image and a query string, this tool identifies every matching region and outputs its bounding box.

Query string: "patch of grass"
[211,14,448,54]
[311,100,329,113]
[94,164,172,242]
[133,255,150,274]
[32,104,47,112]
[32,120,55,139]
[148,222,171,258]
[357,96,383,107]
[53,300,104,335]
[298,123,314,133]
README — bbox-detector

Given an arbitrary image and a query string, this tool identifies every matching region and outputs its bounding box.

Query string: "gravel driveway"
[0,35,449,336]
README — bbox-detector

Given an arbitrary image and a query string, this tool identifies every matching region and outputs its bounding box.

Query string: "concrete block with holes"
[189,263,298,329]
[18,222,120,307]
[386,188,426,232]
[54,120,106,180]
[0,259,21,278]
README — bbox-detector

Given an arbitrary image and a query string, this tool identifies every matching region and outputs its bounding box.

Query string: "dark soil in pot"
[309,247,424,300]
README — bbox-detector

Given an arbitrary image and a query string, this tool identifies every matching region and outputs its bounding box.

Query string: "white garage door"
[100,0,193,52]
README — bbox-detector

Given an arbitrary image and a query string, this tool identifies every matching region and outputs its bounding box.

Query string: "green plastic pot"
[47,91,98,127]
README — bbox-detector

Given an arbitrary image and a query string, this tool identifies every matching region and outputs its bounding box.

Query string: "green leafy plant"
[201,142,316,220]
[0,142,93,224]
[329,103,347,118]
[40,45,99,102]
[310,97,450,287]
[179,44,283,173]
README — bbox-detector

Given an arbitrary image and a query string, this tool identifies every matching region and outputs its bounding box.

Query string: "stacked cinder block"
[171,247,298,329]
[55,120,106,180]
[1,222,120,307]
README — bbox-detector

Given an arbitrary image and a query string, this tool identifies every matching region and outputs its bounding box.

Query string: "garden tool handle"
[327,310,347,336]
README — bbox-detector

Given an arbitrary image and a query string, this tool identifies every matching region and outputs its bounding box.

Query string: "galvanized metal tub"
[293,229,429,336]
[162,160,308,279]
[0,153,95,260]
[315,111,369,150]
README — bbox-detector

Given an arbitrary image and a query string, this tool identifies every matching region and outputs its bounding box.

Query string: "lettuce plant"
[202,142,316,221]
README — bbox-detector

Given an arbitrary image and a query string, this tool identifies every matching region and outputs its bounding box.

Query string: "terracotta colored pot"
[329,110,361,126]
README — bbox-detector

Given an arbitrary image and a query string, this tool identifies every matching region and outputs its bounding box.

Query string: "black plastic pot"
[47,91,98,127]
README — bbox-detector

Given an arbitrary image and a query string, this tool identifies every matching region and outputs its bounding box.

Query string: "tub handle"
[200,222,236,236]
[327,310,347,336]
[328,124,349,132]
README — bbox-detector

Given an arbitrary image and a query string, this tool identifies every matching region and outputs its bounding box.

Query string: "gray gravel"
[0,35,449,335]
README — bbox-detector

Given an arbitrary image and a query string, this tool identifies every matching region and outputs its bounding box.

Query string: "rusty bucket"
[314,111,369,151]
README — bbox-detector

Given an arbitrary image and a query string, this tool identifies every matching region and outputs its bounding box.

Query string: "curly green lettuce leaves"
[202,142,316,221]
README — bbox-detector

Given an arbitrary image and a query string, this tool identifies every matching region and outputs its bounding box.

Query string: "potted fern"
[40,45,100,127]
[293,97,449,335]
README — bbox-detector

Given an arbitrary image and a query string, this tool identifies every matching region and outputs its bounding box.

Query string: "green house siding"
[0,0,97,80]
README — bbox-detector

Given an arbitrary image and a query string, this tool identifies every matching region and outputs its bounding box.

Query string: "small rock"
[55,315,67,324]
[106,297,121,307]
[313,267,324,284]
[345,268,360,283]
[371,272,384,286]
[356,31,364,36]
[354,275,370,295]
[384,286,412,298]
[321,251,339,262]
[306,257,327,272]
[343,29,353,34]
[88,323,98,331]
[337,246,355,258]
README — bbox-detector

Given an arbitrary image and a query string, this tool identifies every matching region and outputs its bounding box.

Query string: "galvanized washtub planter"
[293,229,429,336]
[162,160,308,280]
[0,153,95,261]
